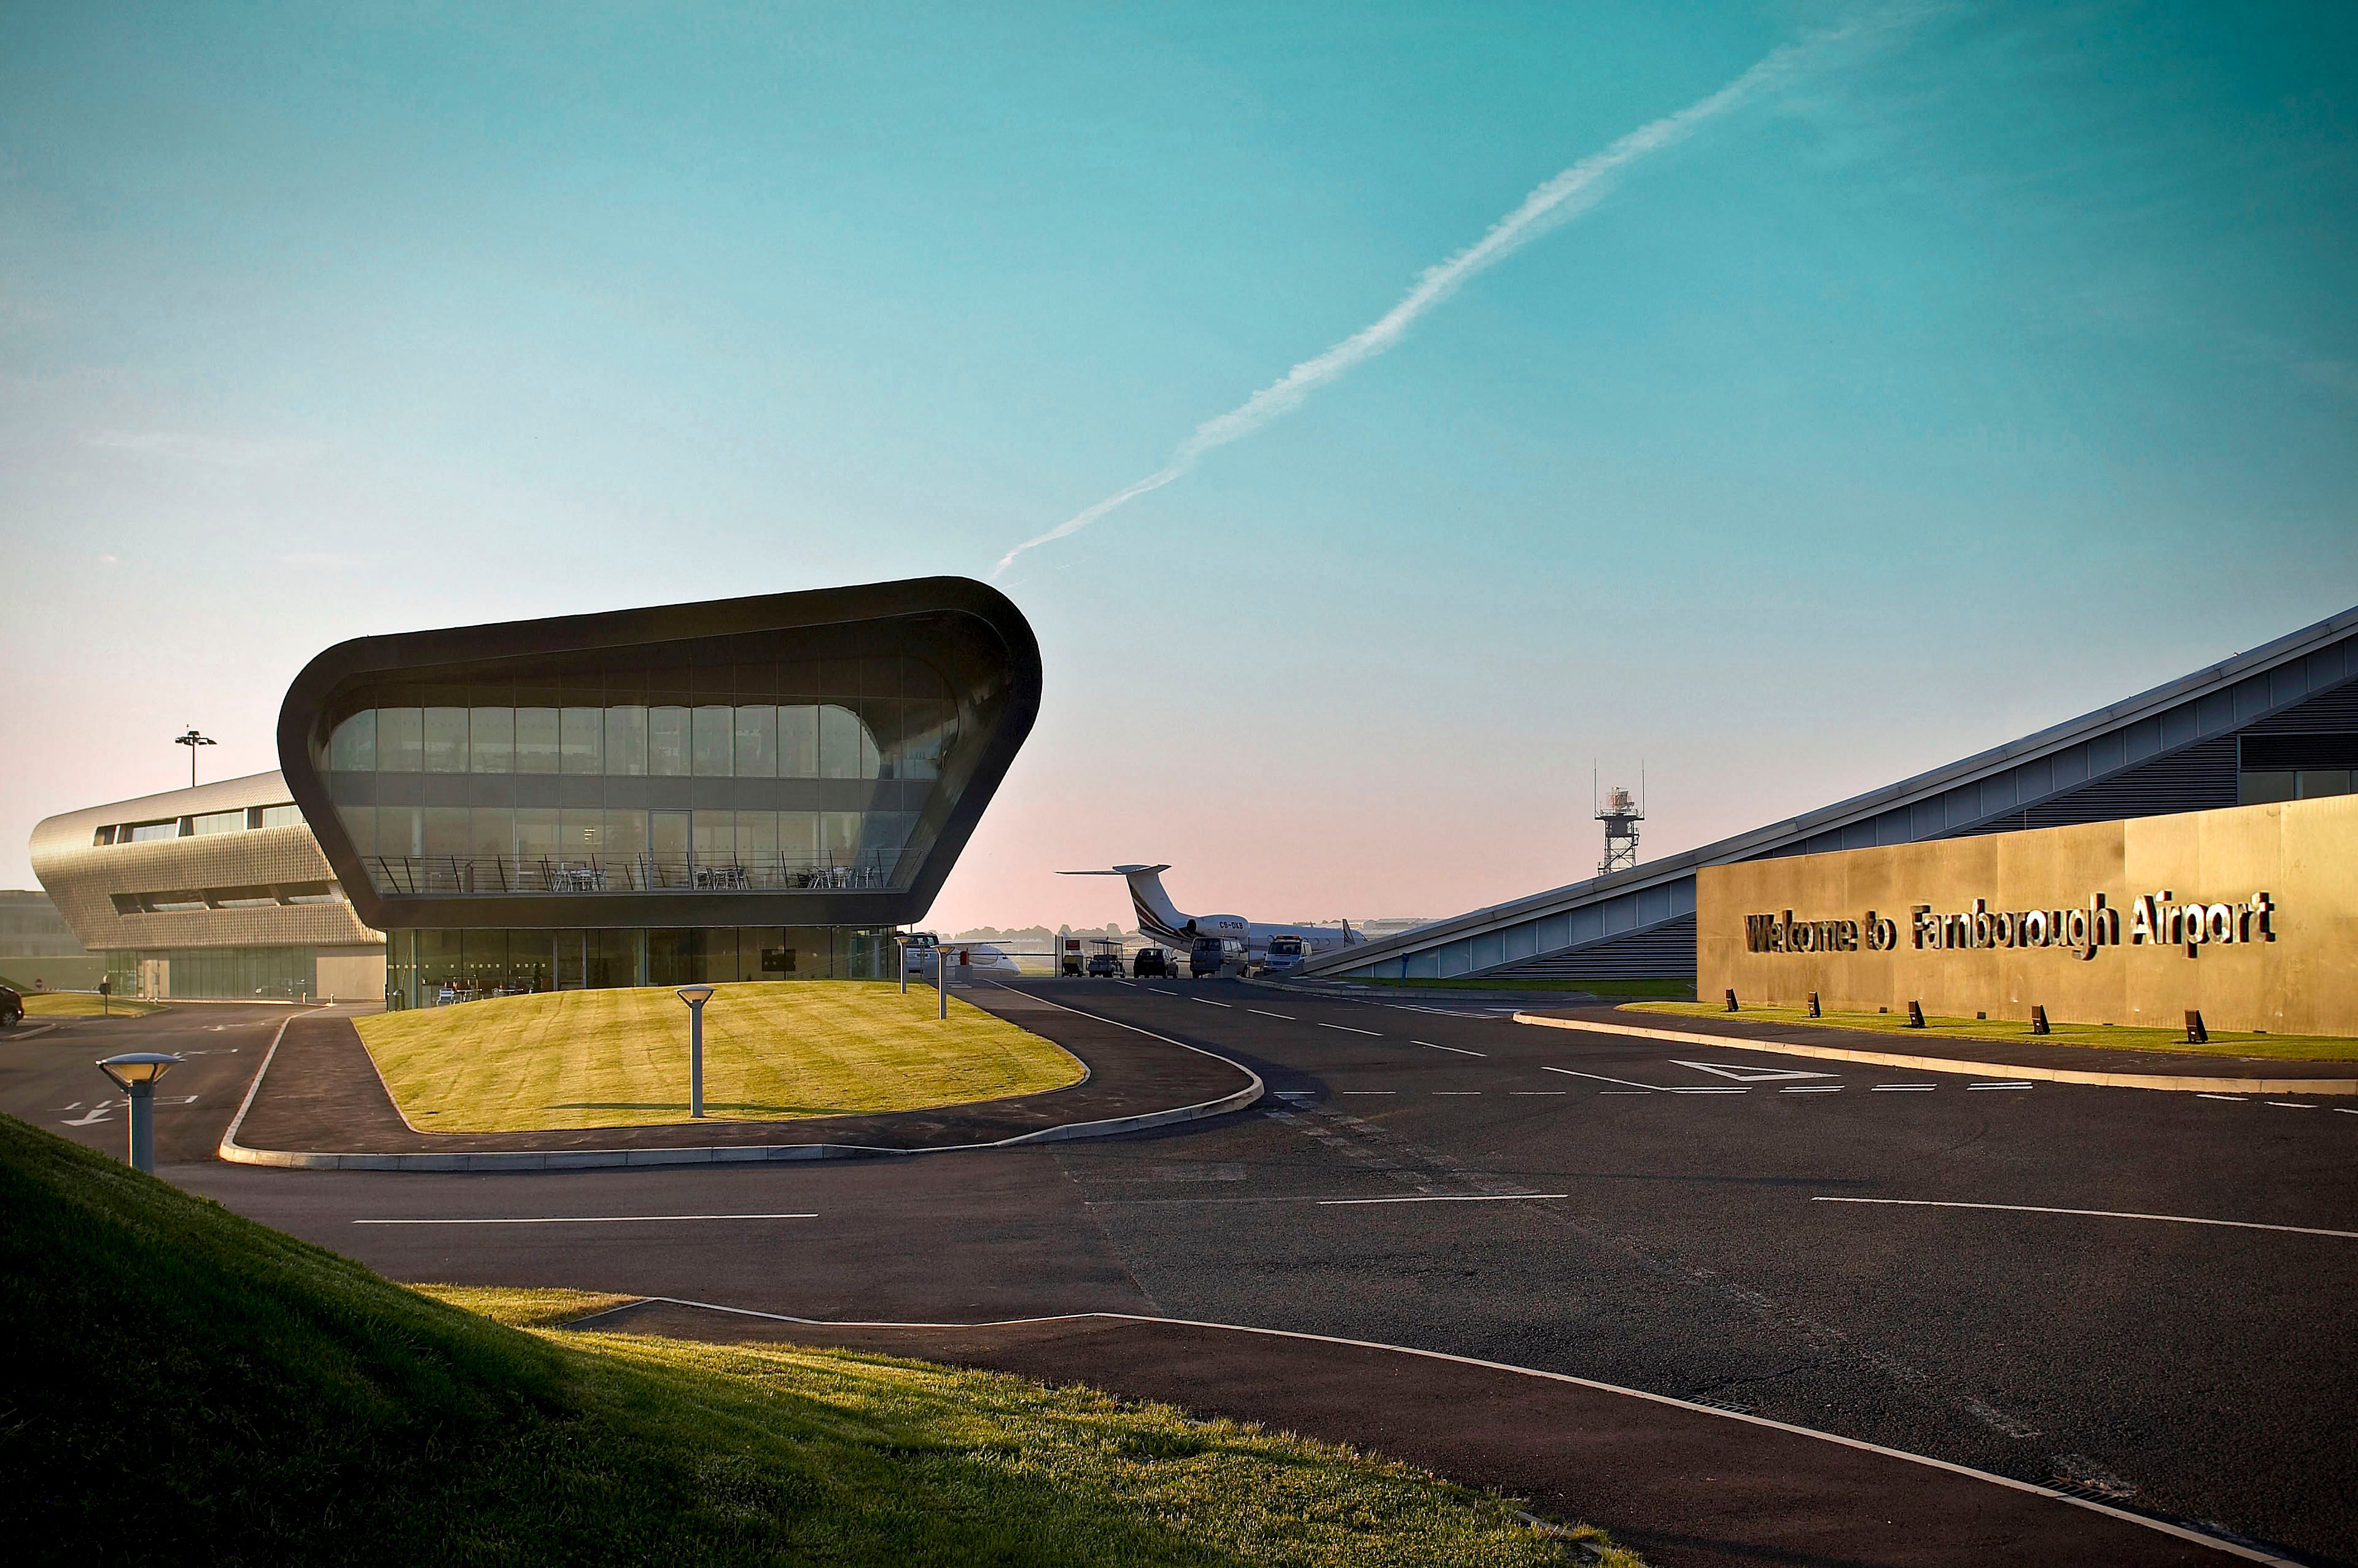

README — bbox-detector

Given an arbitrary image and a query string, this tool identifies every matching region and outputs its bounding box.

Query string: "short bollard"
[1722,988,1738,1013]
[1905,1000,1926,1029]
[96,1053,182,1174]
[1806,991,1821,1019]
[675,985,715,1117]
[2030,1004,2050,1036]
[937,946,948,1020]
[2184,1009,2209,1045]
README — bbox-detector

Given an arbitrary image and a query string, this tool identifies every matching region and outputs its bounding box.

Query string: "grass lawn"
[1353,977,1695,999]
[0,1112,1637,1566]
[1627,1001,2358,1062]
[17,991,168,1019]
[355,981,1086,1132]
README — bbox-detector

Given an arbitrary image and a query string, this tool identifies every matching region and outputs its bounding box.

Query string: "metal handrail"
[363,852,903,895]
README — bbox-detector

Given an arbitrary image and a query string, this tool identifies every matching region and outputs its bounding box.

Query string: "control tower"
[1595,779,1644,877]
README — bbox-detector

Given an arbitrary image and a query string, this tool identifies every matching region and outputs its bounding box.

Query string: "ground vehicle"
[1059,936,1084,977]
[0,984,20,1028]
[1189,935,1247,979]
[902,931,940,975]
[1259,934,1309,976]
[1086,938,1123,978]
[1132,945,1171,977]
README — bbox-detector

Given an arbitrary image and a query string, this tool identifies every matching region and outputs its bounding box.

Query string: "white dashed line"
[355,1214,817,1226]
[1248,1009,1295,1020]
[1412,1040,1487,1057]
[1341,1091,1396,1096]
[1780,1085,1845,1094]
[1813,1197,2358,1241]
[1193,998,1233,1008]
[2267,1102,2319,1109]
[1598,1090,1652,1095]
[1433,1091,1481,1096]
[1968,1082,2035,1090]
[1317,1192,1568,1206]
[1510,1090,1568,1096]
[2198,1093,2247,1103]
[1872,1084,1937,1092]
[1319,1022,1382,1036]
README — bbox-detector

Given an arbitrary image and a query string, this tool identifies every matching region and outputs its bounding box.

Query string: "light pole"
[898,931,908,995]
[936,942,949,1019]
[174,728,216,789]
[97,1053,182,1173]
[675,985,715,1118]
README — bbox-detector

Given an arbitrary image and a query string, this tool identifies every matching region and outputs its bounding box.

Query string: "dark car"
[0,984,21,1028]
[1132,945,1171,978]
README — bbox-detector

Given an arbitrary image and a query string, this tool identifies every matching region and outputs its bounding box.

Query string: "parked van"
[1189,935,1248,979]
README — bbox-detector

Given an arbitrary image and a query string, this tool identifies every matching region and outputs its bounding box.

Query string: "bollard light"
[97,1052,182,1173]
[675,985,716,1118]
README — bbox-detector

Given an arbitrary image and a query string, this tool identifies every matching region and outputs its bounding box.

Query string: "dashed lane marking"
[1193,998,1232,1008]
[2198,1094,2247,1103]
[1872,1084,1938,1092]
[354,1214,819,1226]
[1319,1022,1382,1036]
[1510,1090,1568,1095]
[1433,1091,1481,1096]
[1341,1091,1396,1096]
[1317,1192,1569,1206]
[1411,1040,1486,1057]
[2266,1101,2319,1109]
[1813,1197,2358,1241]
[1248,1009,1295,1019]
[1780,1085,1845,1094]
[1969,1082,2036,1090]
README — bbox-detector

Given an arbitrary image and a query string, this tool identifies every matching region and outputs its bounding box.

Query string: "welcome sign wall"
[1694,793,2355,1037]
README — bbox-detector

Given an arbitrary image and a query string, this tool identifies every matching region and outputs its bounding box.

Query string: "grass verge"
[1353,977,1695,999]
[0,1112,1636,1566]
[1627,1001,2358,1061]
[16,990,168,1019]
[354,980,1086,1131]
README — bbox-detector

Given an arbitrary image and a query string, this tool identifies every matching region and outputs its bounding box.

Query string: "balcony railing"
[363,852,905,896]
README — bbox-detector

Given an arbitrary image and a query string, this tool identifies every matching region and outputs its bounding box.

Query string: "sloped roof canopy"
[278,578,1039,931]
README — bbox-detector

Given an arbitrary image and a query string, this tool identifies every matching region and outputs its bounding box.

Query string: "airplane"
[1057,865,1366,963]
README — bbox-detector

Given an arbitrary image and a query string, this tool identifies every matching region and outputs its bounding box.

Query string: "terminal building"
[1301,604,2358,984]
[31,578,1041,1008]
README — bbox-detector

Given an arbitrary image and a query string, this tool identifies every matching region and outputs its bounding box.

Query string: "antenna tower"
[1594,766,1644,877]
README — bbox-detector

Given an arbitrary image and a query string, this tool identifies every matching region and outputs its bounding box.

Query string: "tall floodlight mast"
[1594,767,1644,877]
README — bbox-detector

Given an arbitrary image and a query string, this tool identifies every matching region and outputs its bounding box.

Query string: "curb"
[557,1295,2297,1566]
[216,987,1265,1171]
[1512,1013,2358,1096]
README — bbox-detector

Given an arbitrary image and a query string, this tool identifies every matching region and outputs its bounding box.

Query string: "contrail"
[992,23,1864,578]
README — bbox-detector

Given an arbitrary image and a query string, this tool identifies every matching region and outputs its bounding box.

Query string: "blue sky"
[3,2,2353,930]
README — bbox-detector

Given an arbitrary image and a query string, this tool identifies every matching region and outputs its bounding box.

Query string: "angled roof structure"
[1302,604,2358,981]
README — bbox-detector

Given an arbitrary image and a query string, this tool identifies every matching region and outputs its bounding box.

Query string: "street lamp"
[674,985,715,1118]
[174,728,216,788]
[97,1053,182,1173]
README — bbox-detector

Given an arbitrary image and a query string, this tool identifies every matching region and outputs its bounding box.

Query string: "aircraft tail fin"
[1057,864,1190,945]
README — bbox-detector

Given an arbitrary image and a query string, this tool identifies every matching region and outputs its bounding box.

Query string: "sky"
[2,1,2354,936]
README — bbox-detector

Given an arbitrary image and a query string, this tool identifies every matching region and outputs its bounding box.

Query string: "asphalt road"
[7,981,2354,1564]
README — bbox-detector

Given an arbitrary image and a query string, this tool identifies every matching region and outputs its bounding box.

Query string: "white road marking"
[1814,1197,2358,1241]
[2198,1094,2247,1103]
[1193,998,1232,1008]
[354,1214,819,1226]
[1872,1084,1938,1092]
[1412,1039,1486,1057]
[1248,1009,1295,1019]
[2266,1101,2319,1109]
[1432,1090,1481,1096]
[1541,1066,1660,1090]
[1598,1090,1652,1095]
[2338,1108,2358,1116]
[1510,1090,1568,1096]
[62,1104,117,1125]
[1320,1022,1381,1036]
[1317,1192,1568,1206]
[1672,1059,1839,1084]
[1341,1090,1396,1096]
[1780,1085,1845,1094]
[1968,1082,2035,1090]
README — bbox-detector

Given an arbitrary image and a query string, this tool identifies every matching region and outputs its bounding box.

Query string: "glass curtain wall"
[321,655,957,901]
[385,927,890,1007]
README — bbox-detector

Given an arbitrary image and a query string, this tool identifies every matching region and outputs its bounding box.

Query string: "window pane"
[901,699,954,780]
[2297,769,2353,799]
[561,707,604,775]
[820,705,861,780]
[339,805,376,858]
[327,710,376,771]
[2239,770,2297,805]
[516,708,561,773]
[515,807,559,863]
[257,804,303,829]
[739,810,779,883]
[605,808,648,859]
[190,810,245,836]
[780,812,819,875]
[605,706,648,776]
[822,810,861,866]
[693,809,735,863]
[379,708,422,772]
[561,807,604,858]
[471,807,512,864]
[734,705,779,777]
[423,707,469,773]
[860,716,879,779]
[692,705,733,776]
[424,807,469,858]
[380,806,422,859]
[469,707,514,773]
[650,707,690,776]
[780,705,819,777]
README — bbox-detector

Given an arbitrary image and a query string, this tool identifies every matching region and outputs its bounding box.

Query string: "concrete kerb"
[556,1295,2298,1567]
[1514,1012,2358,1095]
[215,984,1266,1171]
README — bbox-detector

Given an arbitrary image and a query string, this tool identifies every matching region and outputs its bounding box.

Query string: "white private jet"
[1058,865,1365,964]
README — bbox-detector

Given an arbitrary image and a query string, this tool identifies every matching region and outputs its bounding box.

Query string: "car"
[0,984,21,1028]
[1189,935,1248,979]
[1132,945,1171,977]
[1259,934,1309,976]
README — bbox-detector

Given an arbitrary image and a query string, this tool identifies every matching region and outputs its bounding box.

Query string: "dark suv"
[0,984,21,1028]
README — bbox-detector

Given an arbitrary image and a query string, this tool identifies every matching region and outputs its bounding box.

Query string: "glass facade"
[384,926,892,1008]
[104,947,319,1000]
[317,657,958,901]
